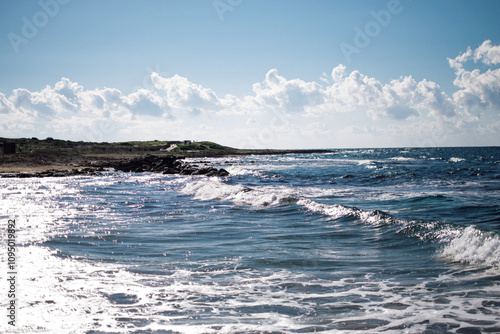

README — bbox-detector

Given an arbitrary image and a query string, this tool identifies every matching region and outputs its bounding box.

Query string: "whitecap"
[389,157,415,161]
[181,178,296,207]
[441,226,500,267]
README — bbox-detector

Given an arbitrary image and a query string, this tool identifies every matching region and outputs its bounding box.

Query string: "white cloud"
[474,40,500,66]
[321,66,455,120]
[1,41,499,148]
[121,89,167,117]
[449,40,500,114]
[250,69,325,113]
[151,73,220,113]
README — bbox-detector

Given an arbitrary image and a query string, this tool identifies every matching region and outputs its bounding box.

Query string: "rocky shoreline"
[114,154,229,176]
[0,138,333,178]
[0,154,229,178]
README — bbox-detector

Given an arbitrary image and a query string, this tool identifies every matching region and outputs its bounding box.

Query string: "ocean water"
[1,147,500,333]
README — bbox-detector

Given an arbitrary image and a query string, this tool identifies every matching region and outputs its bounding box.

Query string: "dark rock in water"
[114,154,229,177]
[190,166,229,176]
[1,154,229,178]
[0,167,101,178]
[217,168,229,176]
[114,155,183,173]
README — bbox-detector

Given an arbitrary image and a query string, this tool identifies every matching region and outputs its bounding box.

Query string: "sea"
[1,146,499,334]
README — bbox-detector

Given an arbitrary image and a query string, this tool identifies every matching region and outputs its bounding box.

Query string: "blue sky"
[1,0,500,148]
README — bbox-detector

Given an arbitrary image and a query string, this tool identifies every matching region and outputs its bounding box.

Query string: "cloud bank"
[1,40,499,148]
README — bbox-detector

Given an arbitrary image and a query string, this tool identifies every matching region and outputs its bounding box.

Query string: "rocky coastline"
[0,154,229,178]
[0,138,333,178]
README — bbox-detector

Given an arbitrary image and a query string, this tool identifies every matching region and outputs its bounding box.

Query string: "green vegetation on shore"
[0,137,333,174]
[0,137,238,156]
[0,137,332,158]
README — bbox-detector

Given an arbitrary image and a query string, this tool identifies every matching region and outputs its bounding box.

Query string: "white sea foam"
[181,177,397,227]
[441,226,500,267]
[3,243,498,334]
[357,159,375,165]
[449,157,466,162]
[225,165,265,177]
[297,186,355,198]
[297,198,397,226]
[181,178,500,271]
[181,178,296,206]
[1,173,500,333]
[389,156,415,161]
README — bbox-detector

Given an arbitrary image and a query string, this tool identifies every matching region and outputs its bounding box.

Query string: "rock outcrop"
[0,155,229,178]
[114,155,229,176]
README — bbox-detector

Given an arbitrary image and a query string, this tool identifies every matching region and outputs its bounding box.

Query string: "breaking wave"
[181,177,500,269]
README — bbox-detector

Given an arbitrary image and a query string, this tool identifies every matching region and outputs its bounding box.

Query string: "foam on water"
[181,177,296,207]
[3,242,499,334]
[180,176,500,271]
[389,156,415,161]
[1,148,499,333]
[224,165,264,177]
[441,226,500,267]
[356,159,375,166]
[181,177,399,226]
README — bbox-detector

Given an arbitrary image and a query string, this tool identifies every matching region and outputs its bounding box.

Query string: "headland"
[0,137,332,178]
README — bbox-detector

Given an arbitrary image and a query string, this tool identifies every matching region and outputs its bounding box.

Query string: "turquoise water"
[1,147,499,333]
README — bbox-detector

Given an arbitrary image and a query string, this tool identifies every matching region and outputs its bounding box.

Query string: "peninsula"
[0,137,332,178]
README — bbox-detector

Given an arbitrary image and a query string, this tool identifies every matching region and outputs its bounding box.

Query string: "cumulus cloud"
[151,73,220,114]
[321,65,455,120]
[449,40,500,113]
[1,41,500,148]
[250,69,325,113]
[474,40,500,65]
[121,89,166,117]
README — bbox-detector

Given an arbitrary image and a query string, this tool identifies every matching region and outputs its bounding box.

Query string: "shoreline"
[0,149,333,178]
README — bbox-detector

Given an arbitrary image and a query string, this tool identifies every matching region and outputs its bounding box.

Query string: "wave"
[181,178,296,207]
[180,178,406,229]
[441,226,500,267]
[180,177,500,268]
[389,157,416,161]
[296,198,397,226]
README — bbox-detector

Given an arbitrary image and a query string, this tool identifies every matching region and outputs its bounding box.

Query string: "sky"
[1,0,499,149]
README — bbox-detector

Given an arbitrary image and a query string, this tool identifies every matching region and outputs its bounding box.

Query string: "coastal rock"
[114,155,229,177]
[0,168,101,178]
[114,155,184,173]
[0,155,229,178]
